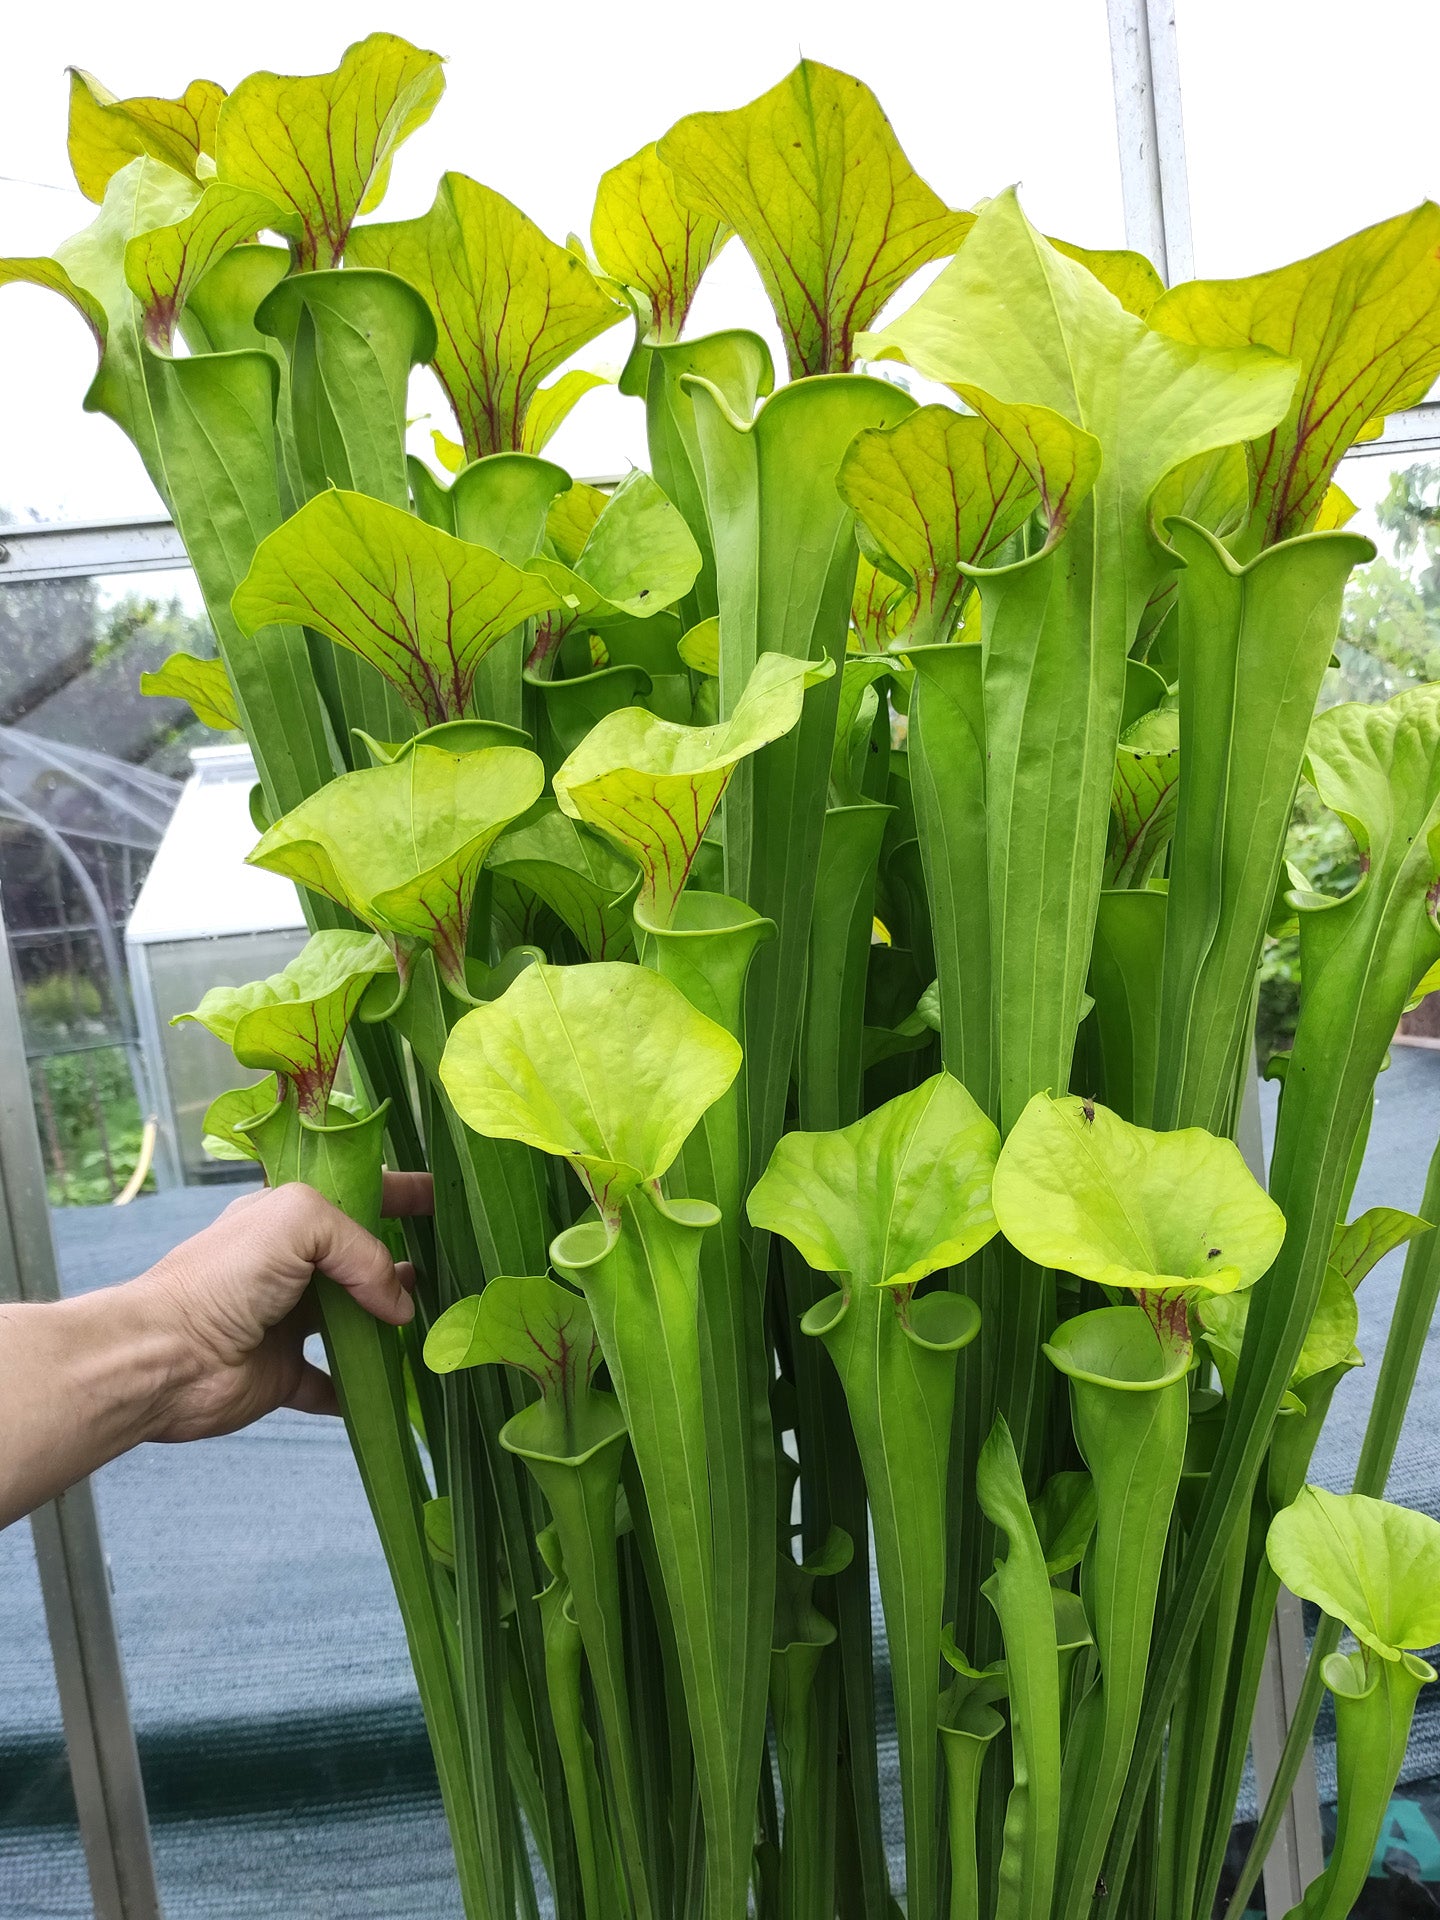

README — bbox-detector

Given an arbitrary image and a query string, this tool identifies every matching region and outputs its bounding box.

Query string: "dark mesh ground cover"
[3,1051,1439,1914]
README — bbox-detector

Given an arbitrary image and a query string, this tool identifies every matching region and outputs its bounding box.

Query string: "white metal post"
[1105,0,1194,285]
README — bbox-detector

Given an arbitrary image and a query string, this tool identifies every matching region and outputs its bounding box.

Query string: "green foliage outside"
[0,541,226,773]
[27,1043,150,1206]
[20,976,152,1205]
[94,588,225,754]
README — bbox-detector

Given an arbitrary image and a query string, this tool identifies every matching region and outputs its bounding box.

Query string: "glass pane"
[144,930,307,1181]
[123,739,309,1186]
[1177,0,1440,278]
[36,1189,459,1920]
[1230,445,1440,1907]
[1,561,453,1913]
[2,564,219,1205]
[1328,449,1440,1472]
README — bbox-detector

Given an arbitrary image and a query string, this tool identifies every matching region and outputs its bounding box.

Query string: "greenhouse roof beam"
[0,479,627,588]
[1106,0,1194,285]
[0,515,187,585]
[1349,392,1440,458]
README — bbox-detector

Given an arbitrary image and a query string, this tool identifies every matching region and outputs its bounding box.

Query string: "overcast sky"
[1,0,1437,552]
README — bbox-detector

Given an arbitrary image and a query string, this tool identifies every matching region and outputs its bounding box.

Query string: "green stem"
[246,1096,496,1919]
[1152,521,1371,1137]
[1047,1309,1188,1920]
[1224,1127,1440,1920]
[807,1278,978,1920]
[800,804,894,1125]
[1186,1362,1352,1909]
[503,1621,555,1886]
[906,643,993,1116]
[537,1549,627,1920]
[636,891,776,1893]
[770,1533,850,1920]
[940,1710,1003,1920]
[1156,1497,1248,1920]
[780,1244,889,1916]
[620,1481,691,1918]
[792,805,894,1912]
[424,1091,568,1912]
[976,1416,1064,1920]
[770,1654,830,1920]
[685,371,914,1190]
[553,1191,746,1920]
[1105,739,1440,1895]
[1084,889,1166,1129]
[509,1419,656,1920]
[445,1381,517,1920]
[1285,1649,1432,1920]
[420,1055,574,1916]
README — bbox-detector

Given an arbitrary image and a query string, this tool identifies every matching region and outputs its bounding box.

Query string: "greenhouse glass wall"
[1,4,1439,1919]
[0,725,174,1203]
[125,745,307,1190]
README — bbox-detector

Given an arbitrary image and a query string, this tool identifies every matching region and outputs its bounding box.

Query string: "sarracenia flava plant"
[12,35,1440,1920]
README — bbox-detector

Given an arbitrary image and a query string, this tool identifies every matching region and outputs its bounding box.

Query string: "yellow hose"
[113,1117,158,1206]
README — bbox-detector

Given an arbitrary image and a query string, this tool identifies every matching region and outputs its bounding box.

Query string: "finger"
[255,1185,415,1327]
[395,1260,418,1295]
[285,1358,342,1418]
[218,1185,269,1220]
[381,1170,434,1218]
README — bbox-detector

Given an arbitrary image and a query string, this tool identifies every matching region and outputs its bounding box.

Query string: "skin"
[0,1174,430,1530]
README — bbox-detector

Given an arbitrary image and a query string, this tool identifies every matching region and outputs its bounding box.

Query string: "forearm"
[0,1181,421,1529]
[0,1285,181,1529]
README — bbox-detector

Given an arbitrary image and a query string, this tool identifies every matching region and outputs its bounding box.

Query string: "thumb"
[256,1184,415,1328]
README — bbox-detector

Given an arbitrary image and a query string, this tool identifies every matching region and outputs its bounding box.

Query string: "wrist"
[62,1281,197,1452]
[0,1283,198,1527]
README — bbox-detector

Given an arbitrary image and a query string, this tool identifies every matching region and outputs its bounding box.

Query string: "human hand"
[134,1174,432,1443]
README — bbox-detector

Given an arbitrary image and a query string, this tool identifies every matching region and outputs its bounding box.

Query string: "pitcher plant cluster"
[10,34,1440,1920]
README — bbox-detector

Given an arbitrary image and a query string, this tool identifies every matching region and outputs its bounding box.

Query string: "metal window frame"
[1,906,162,1920]
[1349,399,1440,459]
[1105,0,1440,463]
[0,515,188,584]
